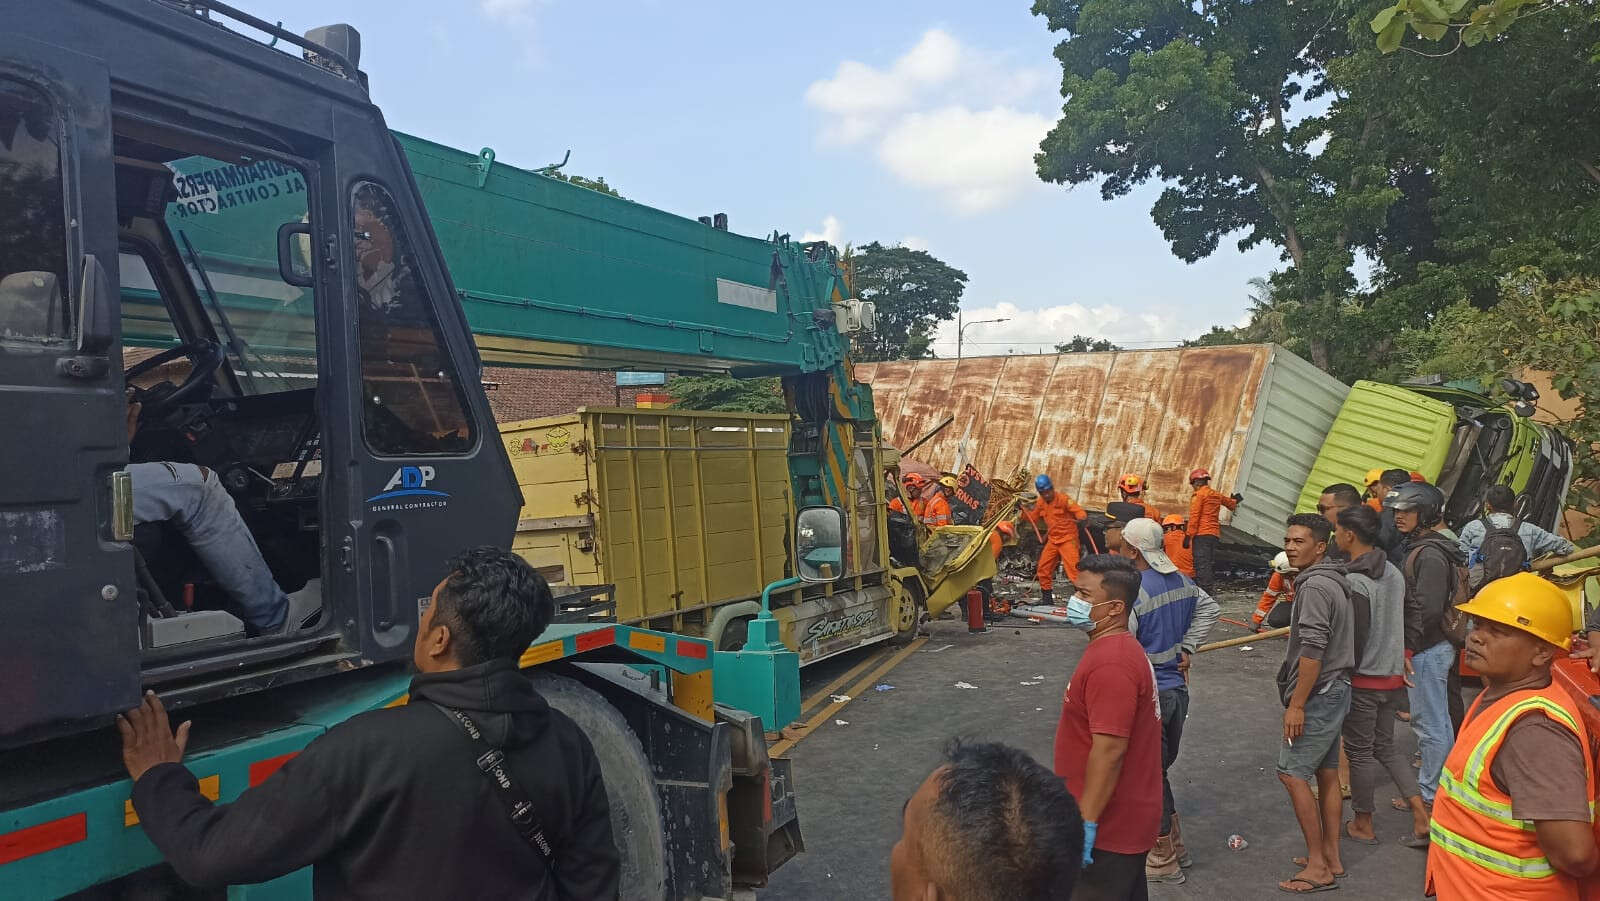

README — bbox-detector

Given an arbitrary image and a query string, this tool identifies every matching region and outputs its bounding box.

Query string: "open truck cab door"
[0,2,519,747]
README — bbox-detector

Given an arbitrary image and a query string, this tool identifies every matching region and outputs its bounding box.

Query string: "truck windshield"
[121,152,317,394]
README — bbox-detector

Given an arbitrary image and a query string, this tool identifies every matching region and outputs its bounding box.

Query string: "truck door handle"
[372,532,401,631]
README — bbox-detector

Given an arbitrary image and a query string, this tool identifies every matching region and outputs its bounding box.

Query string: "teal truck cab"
[0,3,801,896]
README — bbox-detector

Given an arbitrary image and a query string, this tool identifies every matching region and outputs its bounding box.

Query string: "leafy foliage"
[1055,335,1119,353]
[545,171,624,198]
[1371,0,1568,54]
[665,375,786,414]
[848,242,968,362]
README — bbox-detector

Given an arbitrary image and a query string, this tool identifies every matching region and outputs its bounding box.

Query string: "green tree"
[1055,335,1119,353]
[544,171,624,198]
[665,374,785,414]
[1370,0,1579,54]
[848,242,968,362]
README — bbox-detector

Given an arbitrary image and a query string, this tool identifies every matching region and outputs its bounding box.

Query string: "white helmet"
[1271,551,1294,575]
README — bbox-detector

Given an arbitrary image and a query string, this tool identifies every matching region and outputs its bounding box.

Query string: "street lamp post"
[956,312,1010,359]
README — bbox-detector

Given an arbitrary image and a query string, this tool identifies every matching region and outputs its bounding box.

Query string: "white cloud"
[804,29,1055,213]
[926,301,1186,357]
[877,107,1052,213]
[899,236,929,252]
[801,214,844,246]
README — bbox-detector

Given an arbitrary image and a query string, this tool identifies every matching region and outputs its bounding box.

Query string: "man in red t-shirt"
[1054,554,1163,901]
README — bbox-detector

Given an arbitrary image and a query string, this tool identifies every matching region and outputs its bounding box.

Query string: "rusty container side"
[1143,346,1271,516]
[859,360,911,460]
[1074,350,1187,514]
[897,359,960,465]
[943,357,1009,469]
[1026,354,1112,503]
[978,355,1056,477]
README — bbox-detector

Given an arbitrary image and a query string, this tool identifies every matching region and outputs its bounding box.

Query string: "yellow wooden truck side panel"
[501,409,792,624]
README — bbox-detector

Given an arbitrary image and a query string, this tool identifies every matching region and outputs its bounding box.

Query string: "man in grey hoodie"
[1273,513,1356,894]
[1385,481,1466,807]
[1335,506,1429,849]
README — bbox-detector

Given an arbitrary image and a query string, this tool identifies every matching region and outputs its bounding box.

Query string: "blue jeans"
[1407,640,1456,802]
[128,462,289,631]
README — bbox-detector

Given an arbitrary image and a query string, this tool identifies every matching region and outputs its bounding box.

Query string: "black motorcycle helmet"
[1382,481,1445,530]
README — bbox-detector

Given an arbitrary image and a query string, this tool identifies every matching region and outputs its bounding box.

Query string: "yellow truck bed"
[500,408,793,625]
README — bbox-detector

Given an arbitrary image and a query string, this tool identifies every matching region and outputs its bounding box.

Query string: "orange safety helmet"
[1188,468,1211,482]
[1117,474,1144,495]
[1161,514,1185,528]
[1410,471,1426,483]
[903,472,928,488]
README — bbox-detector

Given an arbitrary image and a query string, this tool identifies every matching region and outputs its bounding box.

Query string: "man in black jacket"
[118,546,620,899]
[1385,482,1464,809]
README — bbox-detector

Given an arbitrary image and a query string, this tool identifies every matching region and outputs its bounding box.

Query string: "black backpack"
[1405,542,1472,648]
[1472,516,1529,593]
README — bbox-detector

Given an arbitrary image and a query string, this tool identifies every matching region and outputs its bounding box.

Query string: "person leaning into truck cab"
[1022,473,1089,605]
[922,476,957,528]
[892,739,1083,901]
[1251,552,1298,632]
[1184,468,1241,591]
[1425,573,1598,898]
[124,394,320,636]
[889,472,929,519]
[1457,484,1575,564]
[117,546,621,900]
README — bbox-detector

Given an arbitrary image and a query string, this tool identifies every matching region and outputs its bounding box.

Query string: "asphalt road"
[762,607,1431,900]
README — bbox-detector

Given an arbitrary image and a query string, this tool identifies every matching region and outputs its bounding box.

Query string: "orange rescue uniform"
[1365,497,1383,513]
[922,493,952,527]
[1426,683,1595,900]
[1187,485,1238,538]
[1163,529,1195,578]
[1023,492,1088,590]
[1251,571,1293,629]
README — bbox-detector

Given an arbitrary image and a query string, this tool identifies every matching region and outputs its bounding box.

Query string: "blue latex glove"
[1082,821,1098,868]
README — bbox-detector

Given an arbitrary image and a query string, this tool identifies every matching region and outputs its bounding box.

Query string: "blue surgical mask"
[1065,595,1098,631]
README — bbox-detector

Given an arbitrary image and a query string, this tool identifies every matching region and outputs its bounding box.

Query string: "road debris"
[874,683,895,692]
[834,719,849,726]
[954,681,979,690]
[1020,680,1042,686]
[829,694,852,703]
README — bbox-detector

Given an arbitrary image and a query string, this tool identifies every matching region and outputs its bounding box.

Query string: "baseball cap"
[1123,518,1177,574]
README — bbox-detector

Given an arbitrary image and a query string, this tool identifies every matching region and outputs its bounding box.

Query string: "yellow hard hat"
[1456,572,1574,649]
[938,475,958,489]
[1364,469,1383,487]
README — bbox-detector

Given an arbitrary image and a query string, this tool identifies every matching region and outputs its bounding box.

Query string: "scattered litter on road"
[1020,681,1042,686]
[1227,834,1248,851]
[874,683,895,692]
[925,644,955,653]
[829,694,851,703]
[1030,674,1045,680]
[1240,645,1254,652]
[1035,707,1045,712]
[834,719,849,726]
[953,681,979,690]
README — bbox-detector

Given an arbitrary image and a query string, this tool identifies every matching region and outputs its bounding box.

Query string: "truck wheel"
[717,615,753,651]
[529,671,668,901]
[891,582,926,645]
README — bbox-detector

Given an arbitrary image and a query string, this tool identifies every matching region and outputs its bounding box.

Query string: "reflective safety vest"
[1425,683,1595,900]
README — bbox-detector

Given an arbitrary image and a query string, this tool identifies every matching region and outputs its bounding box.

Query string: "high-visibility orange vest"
[1426,683,1595,900]
[922,493,952,527]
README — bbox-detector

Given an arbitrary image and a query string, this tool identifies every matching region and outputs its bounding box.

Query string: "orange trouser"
[1037,538,1081,591]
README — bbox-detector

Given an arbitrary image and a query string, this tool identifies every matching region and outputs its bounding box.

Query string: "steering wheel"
[125,339,227,417]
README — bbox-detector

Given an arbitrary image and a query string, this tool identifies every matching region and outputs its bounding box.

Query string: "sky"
[232,0,1279,356]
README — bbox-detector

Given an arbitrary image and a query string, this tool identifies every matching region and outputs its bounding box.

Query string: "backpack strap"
[431,703,556,866]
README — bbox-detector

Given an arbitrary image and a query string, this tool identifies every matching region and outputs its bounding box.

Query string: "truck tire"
[716,615,753,651]
[891,581,926,646]
[529,671,668,901]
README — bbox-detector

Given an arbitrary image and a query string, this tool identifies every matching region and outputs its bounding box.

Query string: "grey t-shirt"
[1276,562,1356,705]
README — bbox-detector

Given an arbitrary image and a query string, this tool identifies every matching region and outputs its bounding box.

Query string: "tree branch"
[1579,159,1600,185]
[1254,165,1306,268]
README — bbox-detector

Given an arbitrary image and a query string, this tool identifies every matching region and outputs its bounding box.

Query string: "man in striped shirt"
[1110,518,1220,885]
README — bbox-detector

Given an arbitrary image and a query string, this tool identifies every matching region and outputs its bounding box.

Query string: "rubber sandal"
[1340,822,1379,846]
[1279,877,1340,894]
[1399,832,1430,849]
[1291,858,1347,878]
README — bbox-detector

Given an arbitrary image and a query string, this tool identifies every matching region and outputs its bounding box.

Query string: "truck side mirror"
[795,505,845,582]
[277,222,314,288]
[77,254,113,355]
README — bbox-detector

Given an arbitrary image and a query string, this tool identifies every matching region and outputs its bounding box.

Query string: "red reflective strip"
[677,638,709,660]
[574,628,614,653]
[249,751,298,786]
[0,813,86,866]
